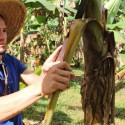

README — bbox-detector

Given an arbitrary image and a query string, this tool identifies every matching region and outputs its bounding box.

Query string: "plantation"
[22,75,125,125]
[6,0,125,124]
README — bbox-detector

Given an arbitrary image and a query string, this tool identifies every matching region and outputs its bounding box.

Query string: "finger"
[54,82,67,91]
[43,61,61,71]
[43,61,71,72]
[70,73,75,80]
[55,62,71,71]
[54,75,70,85]
[56,69,75,80]
[54,69,71,78]
[45,45,62,63]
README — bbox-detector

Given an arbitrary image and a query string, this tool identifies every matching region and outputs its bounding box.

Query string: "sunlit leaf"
[112,30,125,43]
[34,66,42,75]
[104,0,122,24]
[107,21,125,29]
[25,0,59,16]
[36,16,47,24]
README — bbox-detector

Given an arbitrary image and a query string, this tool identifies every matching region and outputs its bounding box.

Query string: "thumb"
[43,61,61,72]
[45,45,62,63]
[70,73,75,80]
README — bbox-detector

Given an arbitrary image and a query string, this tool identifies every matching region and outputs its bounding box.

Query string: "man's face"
[0,17,7,55]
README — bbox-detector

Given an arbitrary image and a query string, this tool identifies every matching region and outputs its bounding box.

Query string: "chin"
[0,50,6,55]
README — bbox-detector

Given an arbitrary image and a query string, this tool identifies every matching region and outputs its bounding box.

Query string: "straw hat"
[0,0,26,43]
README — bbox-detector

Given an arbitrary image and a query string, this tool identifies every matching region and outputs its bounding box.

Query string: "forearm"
[0,84,42,122]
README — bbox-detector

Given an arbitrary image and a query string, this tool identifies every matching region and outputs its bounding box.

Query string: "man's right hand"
[40,46,75,95]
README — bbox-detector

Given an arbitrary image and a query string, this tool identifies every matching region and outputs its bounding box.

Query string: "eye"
[3,28,7,33]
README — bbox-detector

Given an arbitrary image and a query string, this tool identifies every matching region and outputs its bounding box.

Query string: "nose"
[0,30,5,39]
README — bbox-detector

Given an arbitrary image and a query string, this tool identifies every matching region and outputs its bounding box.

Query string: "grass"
[119,51,125,64]
[22,78,84,125]
[115,80,125,125]
[72,68,84,76]
[22,68,125,125]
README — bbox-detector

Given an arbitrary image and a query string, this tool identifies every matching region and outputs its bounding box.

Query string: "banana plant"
[41,0,116,124]
[105,0,125,82]
[105,0,125,44]
[81,0,115,124]
[42,19,87,125]
[104,0,122,24]
[24,0,76,17]
[22,0,116,124]
[41,0,87,124]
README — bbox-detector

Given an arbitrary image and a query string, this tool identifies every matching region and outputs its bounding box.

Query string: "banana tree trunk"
[81,0,115,124]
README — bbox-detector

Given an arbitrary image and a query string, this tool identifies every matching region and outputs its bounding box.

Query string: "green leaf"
[34,66,42,75]
[36,16,46,24]
[121,0,125,10]
[25,0,59,16]
[104,0,122,24]
[47,18,59,27]
[47,0,61,2]
[24,0,76,17]
[112,30,125,43]
[19,82,26,89]
[66,16,74,21]
[26,24,40,30]
[65,6,77,14]
[107,21,125,29]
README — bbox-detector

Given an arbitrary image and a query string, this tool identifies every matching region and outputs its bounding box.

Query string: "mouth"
[0,44,6,50]
[0,39,6,45]
[0,40,6,49]
[0,44,5,47]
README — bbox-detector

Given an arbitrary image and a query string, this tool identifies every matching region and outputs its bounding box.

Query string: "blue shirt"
[0,54,27,125]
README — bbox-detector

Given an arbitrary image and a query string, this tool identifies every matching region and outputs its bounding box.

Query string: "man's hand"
[41,46,75,95]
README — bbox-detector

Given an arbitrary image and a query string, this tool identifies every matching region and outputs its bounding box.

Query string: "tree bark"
[81,20,115,125]
[80,0,116,124]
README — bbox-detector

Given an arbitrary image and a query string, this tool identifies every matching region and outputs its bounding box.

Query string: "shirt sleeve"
[11,55,27,75]
[17,59,27,74]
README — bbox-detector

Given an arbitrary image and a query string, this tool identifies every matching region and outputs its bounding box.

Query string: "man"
[0,0,74,124]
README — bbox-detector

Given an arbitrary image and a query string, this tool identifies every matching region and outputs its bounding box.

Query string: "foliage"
[104,0,125,44]
[43,19,86,124]
[7,0,125,71]
[103,0,125,71]
[22,72,125,125]
[19,66,42,89]
[6,0,125,124]
[104,0,122,24]
[23,83,83,125]
[8,0,82,70]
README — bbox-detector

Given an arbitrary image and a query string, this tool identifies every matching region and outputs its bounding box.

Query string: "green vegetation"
[115,80,125,125]
[8,0,125,124]
[22,69,125,125]
[120,52,125,64]
[23,83,84,125]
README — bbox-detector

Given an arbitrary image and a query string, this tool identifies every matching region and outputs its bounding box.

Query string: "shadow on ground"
[115,80,125,93]
[115,107,125,120]
[23,101,72,125]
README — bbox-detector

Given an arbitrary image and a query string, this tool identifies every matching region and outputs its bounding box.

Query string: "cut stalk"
[115,69,125,80]
[42,19,88,125]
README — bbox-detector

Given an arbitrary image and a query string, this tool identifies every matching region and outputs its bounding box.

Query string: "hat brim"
[0,0,26,43]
